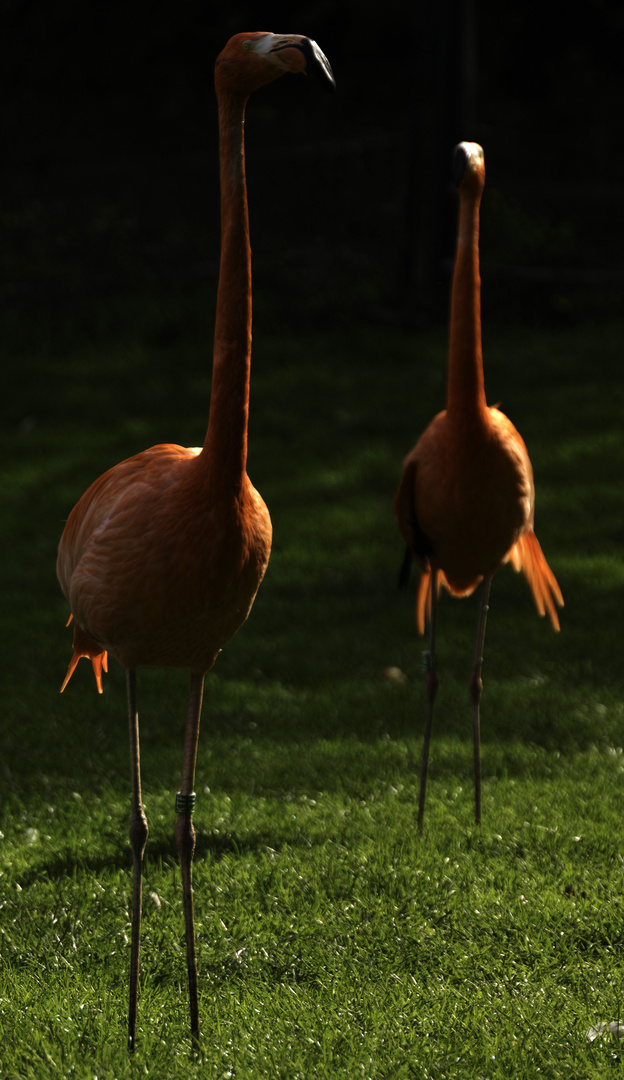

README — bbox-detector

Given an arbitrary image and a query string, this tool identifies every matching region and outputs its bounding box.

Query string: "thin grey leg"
[127,669,148,1052]
[470,577,492,826]
[175,672,205,1042]
[417,571,439,835]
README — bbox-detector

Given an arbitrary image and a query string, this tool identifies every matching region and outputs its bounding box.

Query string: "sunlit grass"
[2,287,624,1076]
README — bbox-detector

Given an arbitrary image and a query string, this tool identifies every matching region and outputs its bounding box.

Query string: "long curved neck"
[201,89,251,489]
[446,187,487,422]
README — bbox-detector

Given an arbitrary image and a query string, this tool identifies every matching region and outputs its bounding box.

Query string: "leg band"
[175,791,196,815]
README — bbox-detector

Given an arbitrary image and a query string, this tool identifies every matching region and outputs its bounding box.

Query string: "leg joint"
[470,672,484,706]
[129,805,148,858]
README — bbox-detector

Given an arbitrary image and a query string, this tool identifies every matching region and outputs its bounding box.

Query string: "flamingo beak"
[268,35,336,92]
[296,37,336,92]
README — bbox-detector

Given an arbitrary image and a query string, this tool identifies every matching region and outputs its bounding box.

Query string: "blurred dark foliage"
[1,0,623,335]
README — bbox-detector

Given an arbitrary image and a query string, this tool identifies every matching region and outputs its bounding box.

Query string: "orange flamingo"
[394,142,563,833]
[57,31,334,1049]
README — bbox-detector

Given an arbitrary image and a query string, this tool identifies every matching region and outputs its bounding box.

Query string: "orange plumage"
[395,407,563,635]
[57,444,271,685]
[56,32,334,1048]
[395,142,562,830]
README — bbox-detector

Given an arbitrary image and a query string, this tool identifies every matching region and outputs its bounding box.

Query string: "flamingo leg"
[175,672,205,1042]
[470,577,492,826]
[417,570,439,835]
[127,669,148,1053]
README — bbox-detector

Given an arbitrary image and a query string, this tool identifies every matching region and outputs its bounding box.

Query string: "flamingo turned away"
[394,142,563,833]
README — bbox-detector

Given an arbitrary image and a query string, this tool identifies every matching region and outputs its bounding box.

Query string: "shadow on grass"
[3,314,624,821]
[14,822,325,891]
[4,564,623,812]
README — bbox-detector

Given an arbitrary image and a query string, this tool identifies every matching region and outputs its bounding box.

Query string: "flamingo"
[394,142,563,833]
[56,31,335,1049]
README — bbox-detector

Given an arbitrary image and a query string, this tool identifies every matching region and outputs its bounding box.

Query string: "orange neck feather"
[446,185,488,423]
[201,89,252,490]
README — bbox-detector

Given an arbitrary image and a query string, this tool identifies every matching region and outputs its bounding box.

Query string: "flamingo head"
[453,142,485,197]
[215,32,335,97]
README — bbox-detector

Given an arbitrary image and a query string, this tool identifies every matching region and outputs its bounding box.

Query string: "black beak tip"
[452,144,469,187]
[301,37,336,92]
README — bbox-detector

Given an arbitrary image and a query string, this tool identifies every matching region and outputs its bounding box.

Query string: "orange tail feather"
[413,531,562,634]
[415,568,431,635]
[60,651,81,693]
[508,530,563,631]
[60,613,108,694]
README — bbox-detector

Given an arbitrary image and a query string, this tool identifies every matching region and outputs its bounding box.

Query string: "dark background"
[1,0,622,354]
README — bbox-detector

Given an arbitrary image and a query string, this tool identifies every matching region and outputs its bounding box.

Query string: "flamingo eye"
[241,40,252,51]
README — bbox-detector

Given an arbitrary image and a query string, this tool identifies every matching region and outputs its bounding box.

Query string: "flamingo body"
[57,30,334,691]
[395,403,561,634]
[57,444,271,678]
[395,142,562,636]
[56,30,334,1047]
[395,142,562,830]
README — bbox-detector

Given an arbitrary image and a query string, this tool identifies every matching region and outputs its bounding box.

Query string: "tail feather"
[414,568,480,634]
[508,530,563,632]
[60,614,108,694]
[60,651,81,693]
[412,530,562,634]
[91,650,108,694]
[415,568,434,635]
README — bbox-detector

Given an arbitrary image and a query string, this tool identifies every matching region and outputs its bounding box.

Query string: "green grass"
[2,285,624,1077]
